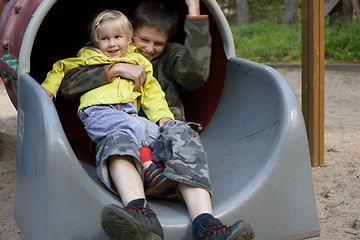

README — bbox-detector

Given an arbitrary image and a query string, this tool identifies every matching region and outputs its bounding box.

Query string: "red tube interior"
[2,0,227,165]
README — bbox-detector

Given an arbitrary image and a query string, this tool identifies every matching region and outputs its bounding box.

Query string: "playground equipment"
[0,0,320,239]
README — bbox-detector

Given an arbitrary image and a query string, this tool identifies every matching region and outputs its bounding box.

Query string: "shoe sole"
[145,177,177,196]
[228,220,255,240]
[101,205,163,240]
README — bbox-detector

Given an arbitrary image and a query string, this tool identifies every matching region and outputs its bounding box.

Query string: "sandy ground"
[0,67,359,239]
[277,67,360,240]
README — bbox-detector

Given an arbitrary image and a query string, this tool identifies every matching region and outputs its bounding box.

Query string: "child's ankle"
[126,198,150,209]
[142,160,154,171]
[193,213,215,239]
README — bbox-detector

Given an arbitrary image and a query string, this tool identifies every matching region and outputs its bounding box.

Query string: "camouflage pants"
[95,131,143,195]
[154,120,212,194]
[94,119,212,196]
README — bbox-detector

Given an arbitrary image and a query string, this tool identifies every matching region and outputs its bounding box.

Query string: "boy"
[61,1,255,240]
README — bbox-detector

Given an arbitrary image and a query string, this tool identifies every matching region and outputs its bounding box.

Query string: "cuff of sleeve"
[187,14,208,19]
[105,64,116,82]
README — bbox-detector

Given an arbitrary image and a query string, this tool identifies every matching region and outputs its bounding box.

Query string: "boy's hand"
[108,63,146,90]
[185,0,200,16]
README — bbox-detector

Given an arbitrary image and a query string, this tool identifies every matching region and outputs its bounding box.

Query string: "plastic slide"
[0,0,320,239]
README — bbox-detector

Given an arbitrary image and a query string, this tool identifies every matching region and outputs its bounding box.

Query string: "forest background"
[215,0,360,63]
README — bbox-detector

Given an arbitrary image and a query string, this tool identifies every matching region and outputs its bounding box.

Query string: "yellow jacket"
[41,45,174,124]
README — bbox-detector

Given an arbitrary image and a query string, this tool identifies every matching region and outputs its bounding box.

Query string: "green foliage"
[230,19,360,63]
[216,0,289,24]
[231,21,302,63]
[248,0,284,23]
[324,20,360,63]
[219,0,360,63]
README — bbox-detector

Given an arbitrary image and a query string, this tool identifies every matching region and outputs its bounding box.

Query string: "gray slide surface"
[15,56,320,239]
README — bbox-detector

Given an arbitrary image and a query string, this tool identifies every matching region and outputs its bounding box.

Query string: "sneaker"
[149,187,180,200]
[200,218,254,240]
[101,204,164,240]
[144,163,177,197]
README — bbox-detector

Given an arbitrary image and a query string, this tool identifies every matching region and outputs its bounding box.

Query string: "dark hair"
[132,0,178,41]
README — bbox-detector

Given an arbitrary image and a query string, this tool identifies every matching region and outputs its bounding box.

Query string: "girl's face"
[133,26,168,61]
[96,21,131,58]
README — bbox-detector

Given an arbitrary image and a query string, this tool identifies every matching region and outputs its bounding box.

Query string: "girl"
[41,10,174,239]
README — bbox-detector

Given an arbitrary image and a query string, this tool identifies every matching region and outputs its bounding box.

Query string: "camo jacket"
[60,16,212,122]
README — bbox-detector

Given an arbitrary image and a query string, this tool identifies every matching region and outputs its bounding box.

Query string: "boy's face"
[133,26,168,61]
[96,22,131,58]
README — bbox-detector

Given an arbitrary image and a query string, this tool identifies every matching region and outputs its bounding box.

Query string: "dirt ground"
[0,67,359,239]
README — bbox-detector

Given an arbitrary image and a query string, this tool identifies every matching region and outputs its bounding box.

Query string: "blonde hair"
[89,10,133,46]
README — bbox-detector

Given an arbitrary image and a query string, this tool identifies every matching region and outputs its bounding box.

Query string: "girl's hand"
[158,117,172,127]
[46,90,54,101]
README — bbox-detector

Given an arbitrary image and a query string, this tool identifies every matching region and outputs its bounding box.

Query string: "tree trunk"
[351,0,360,24]
[284,0,298,24]
[330,0,353,24]
[236,0,249,25]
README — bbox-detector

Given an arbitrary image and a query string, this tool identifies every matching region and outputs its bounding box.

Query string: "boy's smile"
[133,26,168,61]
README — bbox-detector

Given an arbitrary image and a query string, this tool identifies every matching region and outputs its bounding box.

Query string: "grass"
[230,20,360,64]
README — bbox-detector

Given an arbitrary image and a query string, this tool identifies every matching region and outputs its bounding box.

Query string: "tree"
[329,0,353,24]
[236,0,249,24]
[351,0,360,24]
[283,0,298,24]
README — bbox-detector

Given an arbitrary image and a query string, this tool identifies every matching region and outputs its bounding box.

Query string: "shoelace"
[200,225,229,237]
[125,206,154,215]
